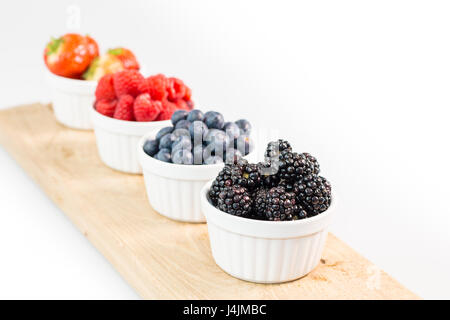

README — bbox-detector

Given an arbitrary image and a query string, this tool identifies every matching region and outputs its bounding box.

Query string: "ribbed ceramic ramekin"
[200,180,335,283]
[45,69,97,130]
[92,108,170,174]
[138,132,256,223]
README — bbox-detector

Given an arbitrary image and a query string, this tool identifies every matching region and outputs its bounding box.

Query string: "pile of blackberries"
[209,140,332,221]
[143,109,253,165]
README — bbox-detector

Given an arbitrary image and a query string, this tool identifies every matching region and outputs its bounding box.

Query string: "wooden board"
[0,103,418,299]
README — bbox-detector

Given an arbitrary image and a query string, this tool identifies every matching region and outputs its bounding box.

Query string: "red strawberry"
[157,100,178,120]
[166,77,186,101]
[113,70,145,97]
[134,93,162,121]
[146,74,167,101]
[95,99,117,117]
[114,95,135,121]
[95,74,116,101]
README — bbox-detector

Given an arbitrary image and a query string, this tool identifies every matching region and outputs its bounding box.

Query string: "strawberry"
[114,95,135,121]
[107,47,140,70]
[113,70,145,97]
[82,47,140,81]
[166,77,187,101]
[95,74,116,101]
[44,33,99,79]
[134,93,162,121]
[95,99,117,117]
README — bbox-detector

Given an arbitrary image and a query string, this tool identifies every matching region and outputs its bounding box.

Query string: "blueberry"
[204,156,223,165]
[172,128,191,139]
[235,134,254,156]
[205,129,230,151]
[203,111,218,119]
[143,139,159,157]
[224,148,242,164]
[204,112,224,129]
[202,143,216,161]
[171,110,188,126]
[175,119,191,130]
[155,148,171,162]
[235,119,252,135]
[186,109,204,122]
[159,133,176,150]
[192,144,204,165]
[223,122,240,140]
[156,126,174,142]
[172,149,194,165]
[172,135,192,152]
[189,121,208,143]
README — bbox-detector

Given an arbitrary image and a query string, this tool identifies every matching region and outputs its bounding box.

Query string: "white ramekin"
[200,180,335,283]
[92,108,171,174]
[138,132,256,223]
[45,69,97,130]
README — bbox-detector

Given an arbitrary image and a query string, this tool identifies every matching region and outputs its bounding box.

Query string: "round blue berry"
[223,122,240,140]
[155,148,172,162]
[235,134,254,156]
[172,149,194,165]
[175,119,191,131]
[189,121,208,143]
[159,133,176,150]
[235,119,252,135]
[156,126,174,142]
[204,156,223,165]
[172,135,192,152]
[172,128,190,139]
[186,109,204,122]
[192,144,204,165]
[204,112,224,129]
[143,139,159,157]
[171,110,188,126]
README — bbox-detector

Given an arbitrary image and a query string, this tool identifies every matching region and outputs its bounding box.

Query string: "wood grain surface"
[0,104,419,299]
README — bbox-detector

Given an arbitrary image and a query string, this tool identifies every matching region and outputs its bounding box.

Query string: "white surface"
[0,0,449,299]
[202,181,333,283]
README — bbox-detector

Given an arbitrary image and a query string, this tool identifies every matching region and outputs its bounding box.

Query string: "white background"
[0,0,449,299]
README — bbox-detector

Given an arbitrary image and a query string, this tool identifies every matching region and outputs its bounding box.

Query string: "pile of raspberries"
[94,70,193,121]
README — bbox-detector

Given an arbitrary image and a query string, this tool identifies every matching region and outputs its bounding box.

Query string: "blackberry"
[264,139,292,160]
[253,188,268,219]
[208,162,244,204]
[233,162,261,190]
[296,176,332,216]
[257,160,280,188]
[277,151,320,182]
[264,186,300,221]
[302,152,320,176]
[217,185,252,217]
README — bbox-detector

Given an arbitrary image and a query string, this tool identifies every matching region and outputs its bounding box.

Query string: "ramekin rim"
[91,106,172,128]
[200,179,335,227]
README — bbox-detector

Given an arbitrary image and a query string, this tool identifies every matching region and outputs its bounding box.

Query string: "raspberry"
[113,70,145,97]
[134,93,162,121]
[95,74,116,101]
[157,99,178,120]
[114,94,135,121]
[146,74,168,101]
[95,99,117,118]
[173,99,190,111]
[184,86,192,101]
[186,100,194,110]
[166,77,186,101]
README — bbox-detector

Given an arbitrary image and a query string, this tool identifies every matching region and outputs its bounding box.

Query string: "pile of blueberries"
[143,109,253,165]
